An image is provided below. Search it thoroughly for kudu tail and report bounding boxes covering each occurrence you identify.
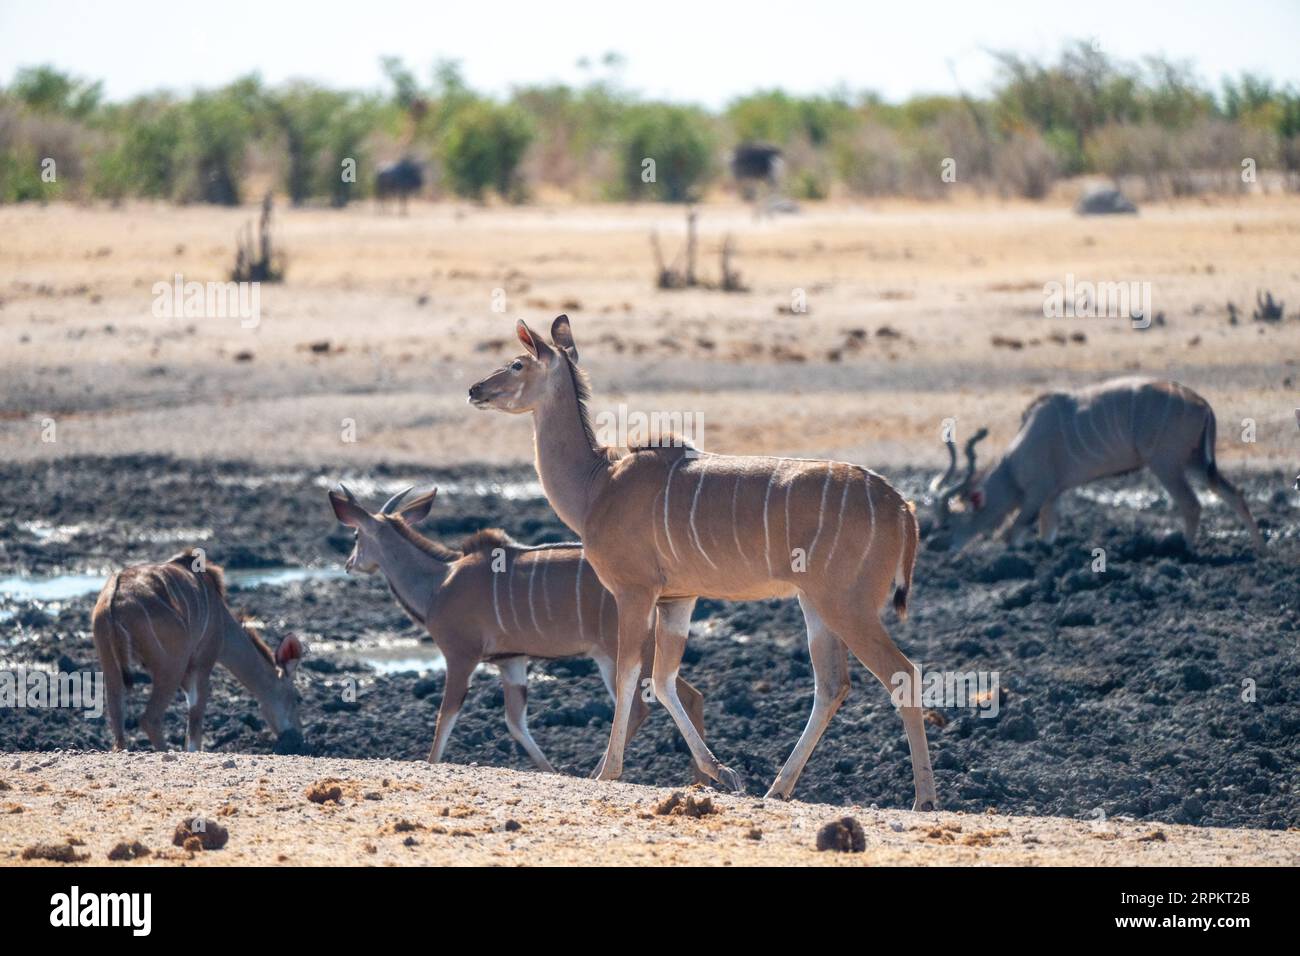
[1200,408,1220,480]
[893,501,919,620]
[93,575,133,689]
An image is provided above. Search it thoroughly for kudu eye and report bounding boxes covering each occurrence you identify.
[510,360,524,372]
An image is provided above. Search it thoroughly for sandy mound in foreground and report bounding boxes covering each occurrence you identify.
[2,752,1295,866]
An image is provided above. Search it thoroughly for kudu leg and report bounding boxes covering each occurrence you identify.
[594,589,657,783]
[427,657,474,763]
[810,599,938,812]
[139,661,187,750]
[1037,496,1061,544]
[183,669,211,753]
[650,598,741,791]
[1151,464,1201,543]
[1202,465,1265,551]
[766,595,850,800]
[498,658,556,773]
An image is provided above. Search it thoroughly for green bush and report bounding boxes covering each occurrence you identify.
[442,101,533,200]
[617,103,715,202]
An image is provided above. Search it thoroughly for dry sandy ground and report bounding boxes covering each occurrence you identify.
[1,197,1298,471]
[1,751,1296,867]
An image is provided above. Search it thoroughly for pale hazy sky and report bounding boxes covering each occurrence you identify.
[1,0,1297,106]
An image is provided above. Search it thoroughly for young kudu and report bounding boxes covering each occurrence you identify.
[90,552,305,752]
[468,316,935,810]
[931,377,1264,552]
[327,484,707,775]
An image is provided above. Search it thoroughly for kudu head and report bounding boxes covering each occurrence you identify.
[929,427,1015,550]
[240,618,306,750]
[328,483,438,574]
[467,315,579,415]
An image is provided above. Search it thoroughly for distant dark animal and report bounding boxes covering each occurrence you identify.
[731,143,783,184]
[1075,185,1137,215]
[375,158,424,213]
[931,377,1263,552]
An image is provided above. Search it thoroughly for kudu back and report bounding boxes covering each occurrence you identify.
[932,377,1263,551]
[90,552,305,752]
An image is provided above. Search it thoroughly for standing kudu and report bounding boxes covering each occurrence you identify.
[327,484,707,776]
[90,552,306,752]
[931,377,1264,552]
[468,316,935,810]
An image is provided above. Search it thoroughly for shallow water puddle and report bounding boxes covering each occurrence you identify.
[0,566,347,609]
[308,475,544,501]
[356,641,447,675]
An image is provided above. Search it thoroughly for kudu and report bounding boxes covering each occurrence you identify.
[90,552,306,753]
[327,484,707,775]
[931,377,1264,552]
[468,316,935,810]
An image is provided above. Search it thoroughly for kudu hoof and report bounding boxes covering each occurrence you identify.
[717,766,744,794]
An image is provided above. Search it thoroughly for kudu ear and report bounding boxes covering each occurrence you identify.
[329,486,370,528]
[516,320,553,361]
[397,487,437,526]
[276,633,304,675]
[550,314,578,363]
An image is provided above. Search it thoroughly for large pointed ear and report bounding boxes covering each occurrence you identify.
[516,320,553,360]
[276,633,304,676]
[550,314,578,363]
[397,487,437,526]
[328,485,370,528]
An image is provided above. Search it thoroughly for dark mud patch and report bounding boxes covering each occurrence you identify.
[2,457,1298,830]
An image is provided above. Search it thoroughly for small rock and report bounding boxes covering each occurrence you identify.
[173,818,228,851]
[816,816,866,853]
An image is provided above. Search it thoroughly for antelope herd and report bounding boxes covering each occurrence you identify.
[89,314,1280,811]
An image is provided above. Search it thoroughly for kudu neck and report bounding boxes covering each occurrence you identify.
[376,523,450,626]
[217,614,281,704]
[531,370,607,537]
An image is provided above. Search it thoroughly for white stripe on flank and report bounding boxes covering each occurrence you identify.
[598,589,609,637]
[784,477,794,560]
[491,568,507,634]
[1086,408,1111,461]
[1151,388,1176,451]
[822,469,852,569]
[575,555,586,643]
[1072,412,1101,463]
[527,557,541,635]
[140,599,168,653]
[540,549,553,623]
[855,472,877,576]
[730,475,746,562]
[507,560,523,631]
[687,457,718,569]
[197,579,210,640]
[806,461,834,563]
[762,468,781,576]
[662,456,687,563]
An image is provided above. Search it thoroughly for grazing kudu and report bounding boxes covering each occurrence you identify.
[931,377,1264,552]
[327,484,707,776]
[468,316,935,810]
[90,553,305,753]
